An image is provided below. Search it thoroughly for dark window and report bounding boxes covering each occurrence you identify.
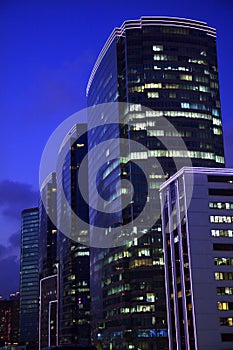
[209,189,233,196]
[221,333,233,341]
[213,244,233,251]
[208,175,233,183]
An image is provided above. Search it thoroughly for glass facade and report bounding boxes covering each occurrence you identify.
[39,173,58,350]
[19,208,39,347]
[87,17,225,349]
[57,124,91,346]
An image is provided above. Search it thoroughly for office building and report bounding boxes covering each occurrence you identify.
[86,17,225,349]
[57,124,91,346]
[39,173,58,350]
[39,172,57,279]
[19,208,39,348]
[160,167,233,349]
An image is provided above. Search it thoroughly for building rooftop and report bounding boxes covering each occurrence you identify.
[86,16,216,96]
[159,166,233,190]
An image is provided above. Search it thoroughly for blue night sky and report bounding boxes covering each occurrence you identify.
[0,0,232,297]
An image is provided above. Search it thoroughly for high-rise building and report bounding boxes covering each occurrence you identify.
[160,167,233,350]
[19,208,39,348]
[39,173,58,350]
[86,17,225,349]
[57,124,91,346]
[39,172,57,279]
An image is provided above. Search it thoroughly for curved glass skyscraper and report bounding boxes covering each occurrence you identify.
[87,17,225,350]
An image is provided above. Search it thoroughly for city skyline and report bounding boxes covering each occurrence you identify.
[0,0,233,298]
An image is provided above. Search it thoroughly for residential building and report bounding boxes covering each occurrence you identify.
[86,17,225,349]
[160,167,233,349]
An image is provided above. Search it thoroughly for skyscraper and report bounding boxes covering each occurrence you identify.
[39,173,58,350]
[160,167,233,349]
[19,208,39,349]
[39,172,57,279]
[86,17,225,349]
[57,124,91,346]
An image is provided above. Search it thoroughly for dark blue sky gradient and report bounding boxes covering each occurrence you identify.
[0,0,232,296]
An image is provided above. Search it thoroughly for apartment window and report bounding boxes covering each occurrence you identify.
[213,244,233,251]
[208,176,233,183]
[220,318,233,326]
[221,333,233,342]
[214,258,233,265]
[209,189,233,196]
[217,287,233,296]
[210,216,233,224]
[218,302,233,311]
[215,272,233,280]
[211,229,233,237]
[209,202,233,210]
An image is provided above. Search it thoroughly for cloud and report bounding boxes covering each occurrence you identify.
[0,179,37,298]
[0,255,20,298]
[0,179,38,220]
[0,231,20,262]
[8,231,20,248]
[0,231,21,298]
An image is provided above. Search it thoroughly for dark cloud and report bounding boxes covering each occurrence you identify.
[0,255,20,298]
[0,180,38,297]
[0,232,21,298]
[8,231,20,248]
[0,179,38,220]
[0,244,6,259]
[0,232,20,262]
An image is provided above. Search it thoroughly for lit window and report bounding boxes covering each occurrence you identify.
[210,216,233,224]
[213,128,222,135]
[188,58,207,65]
[218,302,229,311]
[220,317,233,326]
[180,74,192,81]
[213,118,222,126]
[217,287,233,295]
[214,258,233,266]
[215,272,233,280]
[138,248,150,257]
[211,229,233,238]
[131,152,148,160]
[212,109,220,117]
[209,202,233,210]
[129,86,144,93]
[146,293,155,302]
[152,45,163,51]
[181,102,190,108]
[165,84,179,89]
[147,92,159,98]
[129,259,153,268]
